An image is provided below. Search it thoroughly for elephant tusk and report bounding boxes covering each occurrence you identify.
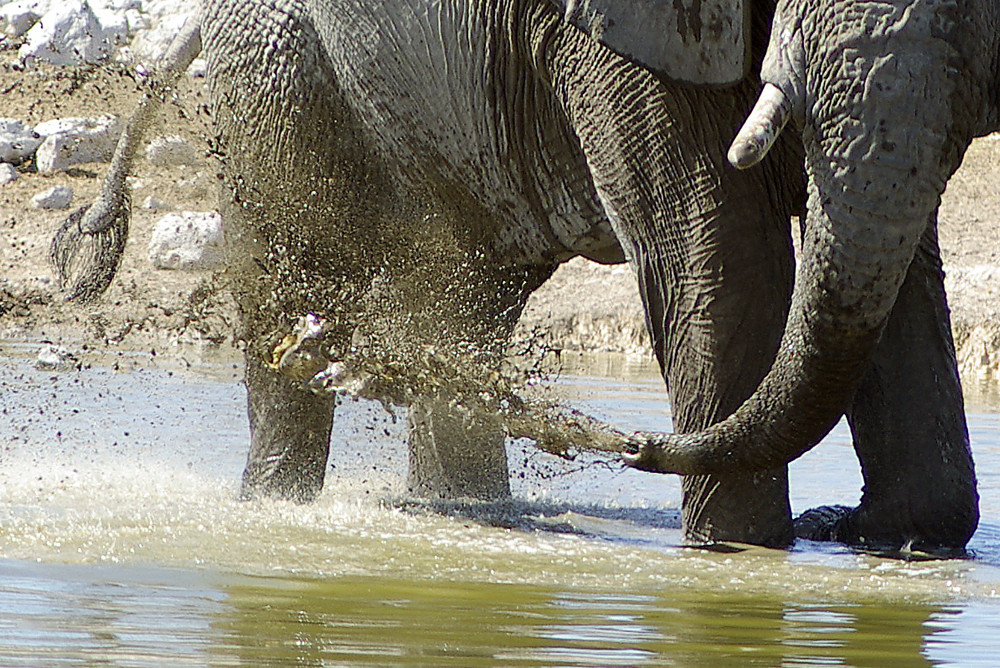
[727,83,792,169]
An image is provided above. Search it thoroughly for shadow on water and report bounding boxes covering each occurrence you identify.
[3,342,1000,664]
[398,496,682,546]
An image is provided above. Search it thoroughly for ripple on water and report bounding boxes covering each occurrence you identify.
[3,348,1000,664]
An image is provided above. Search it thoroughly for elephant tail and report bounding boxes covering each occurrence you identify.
[52,18,203,302]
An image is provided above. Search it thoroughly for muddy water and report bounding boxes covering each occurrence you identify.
[2,342,1000,665]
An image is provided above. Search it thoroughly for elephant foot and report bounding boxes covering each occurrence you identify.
[794,505,970,558]
[239,463,324,504]
[793,505,853,542]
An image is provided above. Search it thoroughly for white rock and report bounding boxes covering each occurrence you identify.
[123,7,149,35]
[0,118,42,163]
[148,211,224,270]
[18,0,115,67]
[95,1,143,47]
[0,0,49,38]
[187,57,208,78]
[34,114,122,171]
[92,0,143,11]
[145,135,198,166]
[0,163,18,185]
[140,195,170,210]
[90,8,128,48]
[126,9,196,64]
[35,343,79,371]
[114,1,204,75]
[135,0,199,22]
[31,184,74,209]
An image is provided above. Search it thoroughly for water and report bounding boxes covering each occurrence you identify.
[2,343,1000,666]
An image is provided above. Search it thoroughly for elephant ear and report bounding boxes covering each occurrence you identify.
[548,0,749,85]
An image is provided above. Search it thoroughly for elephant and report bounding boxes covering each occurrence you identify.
[53,0,806,548]
[625,0,995,553]
[55,0,979,553]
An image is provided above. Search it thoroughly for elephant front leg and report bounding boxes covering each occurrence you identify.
[637,248,795,548]
[240,347,337,503]
[536,16,803,546]
[796,216,979,553]
[680,473,792,548]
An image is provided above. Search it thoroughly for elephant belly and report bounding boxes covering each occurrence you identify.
[307,0,621,264]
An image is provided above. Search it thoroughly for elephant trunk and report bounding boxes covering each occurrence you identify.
[626,8,967,475]
[626,203,911,475]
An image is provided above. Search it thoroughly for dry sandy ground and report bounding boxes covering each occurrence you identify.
[2,64,999,390]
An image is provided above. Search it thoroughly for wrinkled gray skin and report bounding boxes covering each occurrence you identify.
[628,0,999,552]
[58,0,984,551]
[192,0,803,547]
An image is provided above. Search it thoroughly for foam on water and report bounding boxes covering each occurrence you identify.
[2,461,995,603]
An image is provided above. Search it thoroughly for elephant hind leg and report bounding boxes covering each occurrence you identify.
[207,3,397,504]
[407,397,510,501]
[801,215,979,553]
[399,261,554,502]
[240,349,336,503]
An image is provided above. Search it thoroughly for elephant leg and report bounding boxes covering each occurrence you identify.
[406,397,510,500]
[536,16,802,546]
[403,262,554,501]
[205,4,396,502]
[637,217,795,548]
[796,215,979,551]
[240,348,337,502]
